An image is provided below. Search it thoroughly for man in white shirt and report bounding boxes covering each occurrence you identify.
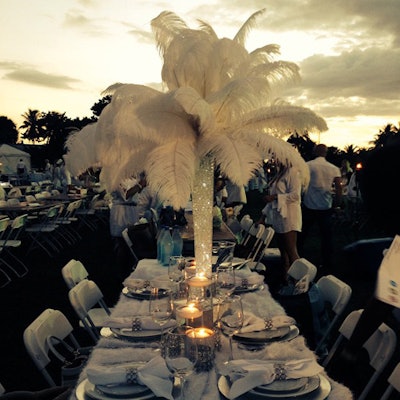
[300,144,342,270]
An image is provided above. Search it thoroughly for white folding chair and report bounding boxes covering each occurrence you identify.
[323,309,397,400]
[122,227,139,265]
[380,362,400,400]
[68,279,112,342]
[23,308,82,387]
[61,259,89,289]
[238,215,254,245]
[287,258,318,282]
[251,225,275,264]
[314,274,352,355]
[0,213,29,278]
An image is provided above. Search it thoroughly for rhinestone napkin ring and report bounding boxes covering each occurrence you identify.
[132,318,142,331]
[264,318,274,330]
[125,367,138,384]
[274,364,287,380]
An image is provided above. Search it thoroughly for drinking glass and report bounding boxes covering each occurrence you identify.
[218,295,244,361]
[163,329,198,400]
[216,265,236,299]
[149,288,173,336]
[168,256,186,289]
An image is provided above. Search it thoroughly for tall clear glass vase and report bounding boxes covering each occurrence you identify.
[192,155,214,277]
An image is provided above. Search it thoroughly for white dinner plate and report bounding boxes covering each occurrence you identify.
[122,287,169,300]
[246,374,331,399]
[234,283,264,294]
[75,379,156,400]
[256,377,308,393]
[251,375,320,397]
[233,325,299,344]
[110,327,162,341]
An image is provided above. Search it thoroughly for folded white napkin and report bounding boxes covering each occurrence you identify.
[123,275,169,289]
[86,355,173,400]
[234,270,264,286]
[103,316,176,330]
[219,358,323,399]
[239,313,296,333]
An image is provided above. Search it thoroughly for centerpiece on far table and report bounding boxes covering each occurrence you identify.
[65,9,327,277]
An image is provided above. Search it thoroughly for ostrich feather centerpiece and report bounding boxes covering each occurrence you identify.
[65,9,327,276]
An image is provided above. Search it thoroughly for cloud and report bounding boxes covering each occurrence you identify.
[2,66,80,90]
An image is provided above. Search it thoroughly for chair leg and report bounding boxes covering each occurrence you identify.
[0,266,11,288]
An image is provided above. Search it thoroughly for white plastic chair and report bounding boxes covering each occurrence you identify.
[323,309,397,400]
[61,259,89,289]
[23,308,82,387]
[122,227,139,265]
[287,258,318,282]
[0,213,29,278]
[68,279,112,342]
[314,274,352,355]
[380,362,400,400]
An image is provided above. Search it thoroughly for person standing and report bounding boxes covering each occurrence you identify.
[299,144,342,270]
[16,158,27,176]
[258,163,303,275]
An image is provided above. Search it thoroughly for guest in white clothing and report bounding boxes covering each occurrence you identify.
[258,163,303,274]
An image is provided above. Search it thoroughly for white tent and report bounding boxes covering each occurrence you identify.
[0,144,31,175]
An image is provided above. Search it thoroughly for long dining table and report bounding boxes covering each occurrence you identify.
[71,259,353,400]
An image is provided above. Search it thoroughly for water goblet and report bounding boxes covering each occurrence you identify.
[163,329,198,400]
[168,256,186,290]
[216,265,236,300]
[149,288,173,336]
[218,295,244,361]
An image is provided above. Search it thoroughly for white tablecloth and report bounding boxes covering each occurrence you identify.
[70,259,353,400]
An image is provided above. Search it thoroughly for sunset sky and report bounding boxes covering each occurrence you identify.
[0,0,399,149]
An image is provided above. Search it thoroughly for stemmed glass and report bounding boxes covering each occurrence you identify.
[216,265,236,300]
[163,329,198,400]
[218,295,244,361]
[168,256,186,291]
[149,288,173,336]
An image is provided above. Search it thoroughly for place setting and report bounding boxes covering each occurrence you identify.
[232,313,299,350]
[122,278,170,301]
[216,358,331,399]
[75,356,174,400]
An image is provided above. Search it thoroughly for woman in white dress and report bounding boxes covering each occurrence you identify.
[260,163,303,274]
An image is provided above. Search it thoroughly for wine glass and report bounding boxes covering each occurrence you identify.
[163,329,198,400]
[218,295,244,361]
[168,256,186,290]
[149,288,173,336]
[216,265,236,300]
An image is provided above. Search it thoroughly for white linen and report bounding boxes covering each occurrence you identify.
[239,313,296,333]
[219,358,323,399]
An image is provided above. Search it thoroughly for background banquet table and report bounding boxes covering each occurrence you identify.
[70,259,353,400]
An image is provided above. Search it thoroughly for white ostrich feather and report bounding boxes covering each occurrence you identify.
[64,9,326,209]
[233,9,266,46]
[64,123,99,177]
[145,140,196,209]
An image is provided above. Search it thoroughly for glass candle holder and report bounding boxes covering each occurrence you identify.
[186,327,216,372]
[187,275,214,329]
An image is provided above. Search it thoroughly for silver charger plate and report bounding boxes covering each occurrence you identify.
[246,374,331,399]
[75,379,156,400]
[234,325,299,344]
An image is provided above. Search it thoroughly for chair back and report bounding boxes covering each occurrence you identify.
[62,259,89,289]
[23,308,79,386]
[25,194,37,203]
[380,362,400,400]
[122,227,139,264]
[6,198,20,206]
[68,279,111,341]
[287,258,318,282]
[314,274,352,354]
[0,217,10,236]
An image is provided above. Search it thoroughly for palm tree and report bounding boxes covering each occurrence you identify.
[19,109,44,142]
[65,10,328,272]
